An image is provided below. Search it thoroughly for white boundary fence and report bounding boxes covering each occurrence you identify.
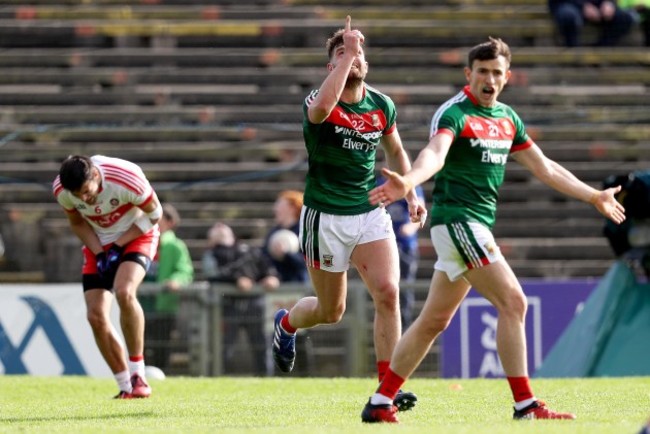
[0,281,440,378]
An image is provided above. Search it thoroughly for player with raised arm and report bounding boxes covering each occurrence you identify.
[361,37,625,423]
[271,16,426,413]
[53,155,162,399]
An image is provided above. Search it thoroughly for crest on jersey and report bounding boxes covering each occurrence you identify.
[323,255,334,268]
[371,114,380,128]
[484,241,497,256]
[470,122,484,131]
[110,198,119,207]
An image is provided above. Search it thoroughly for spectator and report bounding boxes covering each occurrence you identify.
[202,222,279,375]
[377,176,426,330]
[602,170,650,279]
[144,203,194,371]
[548,0,636,47]
[263,190,308,283]
[619,0,650,45]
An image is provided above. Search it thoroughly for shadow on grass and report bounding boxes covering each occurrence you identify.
[0,411,157,423]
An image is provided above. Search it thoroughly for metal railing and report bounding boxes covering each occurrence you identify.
[138,280,440,378]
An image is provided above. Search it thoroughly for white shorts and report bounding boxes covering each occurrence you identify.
[300,206,395,272]
[430,221,504,281]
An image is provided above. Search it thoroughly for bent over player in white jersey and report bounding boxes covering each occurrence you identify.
[53,155,163,399]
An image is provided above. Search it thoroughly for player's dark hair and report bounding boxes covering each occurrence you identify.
[467,37,511,68]
[326,28,366,60]
[326,29,345,59]
[59,155,94,192]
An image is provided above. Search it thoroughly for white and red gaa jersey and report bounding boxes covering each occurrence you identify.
[53,155,157,246]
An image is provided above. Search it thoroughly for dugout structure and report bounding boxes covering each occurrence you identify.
[535,259,650,377]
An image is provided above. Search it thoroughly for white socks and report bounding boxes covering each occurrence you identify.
[128,359,146,378]
[370,393,393,406]
[115,370,132,393]
[514,397,537,411]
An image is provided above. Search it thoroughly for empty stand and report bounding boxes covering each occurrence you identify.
[1,0,648,285]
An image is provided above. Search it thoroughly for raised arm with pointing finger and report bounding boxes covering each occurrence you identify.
[271,16,423,415]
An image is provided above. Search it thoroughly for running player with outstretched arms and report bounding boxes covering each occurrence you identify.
[361,37,626,423]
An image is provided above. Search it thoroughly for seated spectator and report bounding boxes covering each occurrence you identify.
[263,190,308,283]
[548,0,635,46]
[619,0,650,45]
[202,222,280,291]
[144,203,194,370]
[202,222,279,376]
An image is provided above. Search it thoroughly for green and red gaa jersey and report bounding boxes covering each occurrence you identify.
[302,84,397,215]
[429,86,534,229]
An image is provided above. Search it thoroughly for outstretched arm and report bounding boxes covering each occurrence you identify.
[512,144,626,224]
[369,132,452,206]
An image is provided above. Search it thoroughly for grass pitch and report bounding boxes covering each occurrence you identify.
[0,376,648,433]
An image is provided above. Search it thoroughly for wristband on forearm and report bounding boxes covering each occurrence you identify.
[147,202,163,221]
[135,202,163,233]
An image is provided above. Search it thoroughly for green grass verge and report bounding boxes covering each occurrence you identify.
[0,376,648,433]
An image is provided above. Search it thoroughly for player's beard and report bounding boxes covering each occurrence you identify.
[345,71,365,89]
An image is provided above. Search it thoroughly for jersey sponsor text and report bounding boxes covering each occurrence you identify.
[470,138,511,149]
[342,137,378,152]
[481,150,508,165]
